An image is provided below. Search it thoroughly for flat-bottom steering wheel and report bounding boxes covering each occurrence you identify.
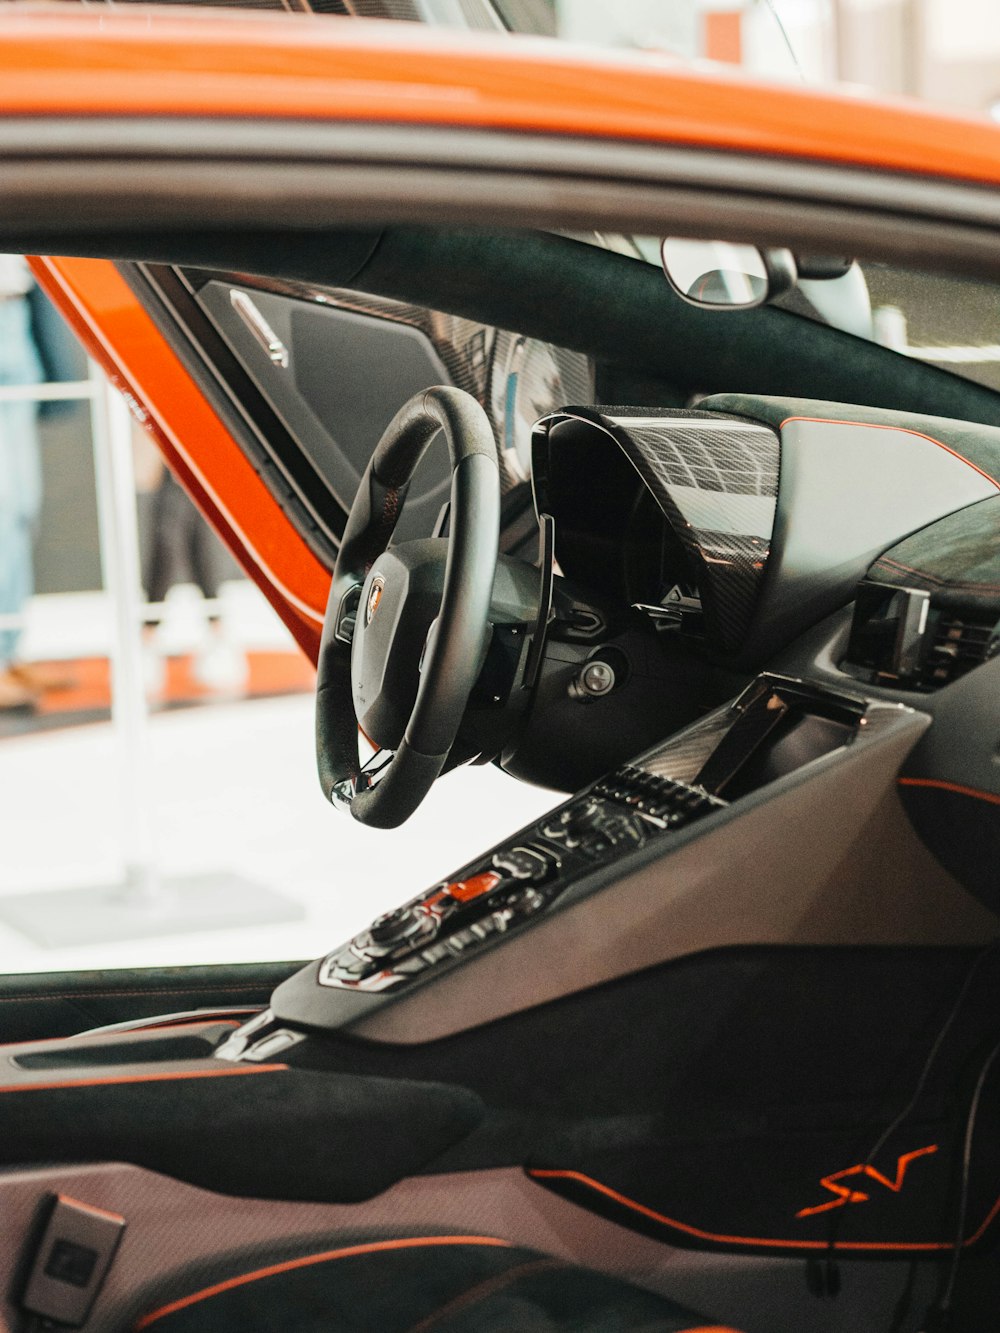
[315,386,500,828]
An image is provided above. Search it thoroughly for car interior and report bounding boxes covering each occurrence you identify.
[2,176,1000,1331]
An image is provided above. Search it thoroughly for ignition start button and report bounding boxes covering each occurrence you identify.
[446,871,501,903]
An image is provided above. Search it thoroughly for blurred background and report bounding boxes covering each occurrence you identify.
[558,0,1000,118]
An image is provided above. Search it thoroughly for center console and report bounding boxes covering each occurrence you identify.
[251,673,945,1048]
[304,675,862,1000]
[310,773,726,1000]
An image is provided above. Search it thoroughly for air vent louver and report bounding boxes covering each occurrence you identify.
[923,613,998,687]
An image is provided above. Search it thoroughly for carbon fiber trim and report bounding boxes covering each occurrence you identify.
[637,676,888,788]
[609,413,778,649]
[490,331,594,483]
[635,706,735,785]
[535,407,780,651]
[233,276,593,498]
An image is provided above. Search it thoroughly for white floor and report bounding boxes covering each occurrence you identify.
[15,581,293,662]
[0,588,560,976]
[0,693,559,975]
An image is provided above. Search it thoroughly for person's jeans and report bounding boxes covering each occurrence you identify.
[0,509,33,665]
[0,295,44,666]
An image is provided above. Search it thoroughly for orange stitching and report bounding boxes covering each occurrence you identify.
[898,777,1000,807]
[0,1065,286,1094]
[135,1237,512,1328]
[875,555,1000,595]
[56,1194,125,1225]
[0,986,275,1003]
[778,416,1000,490]
[795,1145,938,1219]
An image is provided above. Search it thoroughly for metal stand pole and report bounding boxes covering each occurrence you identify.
[0,368,301,947]
[89,364,159,903]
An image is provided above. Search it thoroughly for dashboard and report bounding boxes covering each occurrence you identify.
[531,397,1000,676]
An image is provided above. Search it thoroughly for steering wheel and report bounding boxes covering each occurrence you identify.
[315,387,500,828]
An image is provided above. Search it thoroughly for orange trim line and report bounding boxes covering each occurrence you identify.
[795,1144,937,1219]
[898,777,1000,807]
[778,416,1000,490]
[0,1018,240,1053]
[528,1169,1000,1252]
[132,1016,245,1031]
[134,1236,513,1328]
[57,1193,125,1226]
[0,1065,286,1094]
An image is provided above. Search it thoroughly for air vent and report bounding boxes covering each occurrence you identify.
[922,612,999,687]
[844,582,1000,691]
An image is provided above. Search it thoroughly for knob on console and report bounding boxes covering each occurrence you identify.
[566,798,604,832]
[367,905,434,948]
[543,798,605,847]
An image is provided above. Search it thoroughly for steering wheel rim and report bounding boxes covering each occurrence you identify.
[315,386,500,829]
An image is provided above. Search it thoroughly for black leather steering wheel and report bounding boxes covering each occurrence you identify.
[315,387,500,828]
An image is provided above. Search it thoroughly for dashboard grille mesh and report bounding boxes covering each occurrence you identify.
[607,412,780,650]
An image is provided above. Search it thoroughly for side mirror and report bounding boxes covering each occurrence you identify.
[660,238,797,310]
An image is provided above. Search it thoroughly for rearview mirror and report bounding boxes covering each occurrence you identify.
[660,238,797,309]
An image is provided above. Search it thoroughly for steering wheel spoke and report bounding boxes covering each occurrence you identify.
[329,747,395,815]
[333,583,363,646]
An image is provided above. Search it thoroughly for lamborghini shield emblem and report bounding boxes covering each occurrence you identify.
[366,575,385,627]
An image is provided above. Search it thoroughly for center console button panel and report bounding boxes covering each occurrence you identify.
[316,769,728,994]
[260,674,871,1041]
